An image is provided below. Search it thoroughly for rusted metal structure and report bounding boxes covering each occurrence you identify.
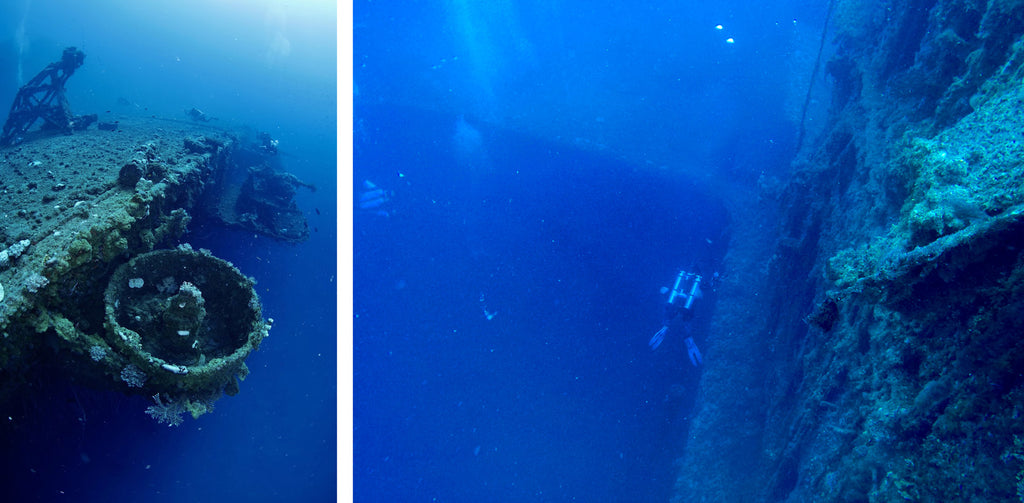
[0,47,86,147]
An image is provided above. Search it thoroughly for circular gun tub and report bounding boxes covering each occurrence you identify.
[104,247,267,401]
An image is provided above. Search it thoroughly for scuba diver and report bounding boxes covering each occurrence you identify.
[256,131,279,155]
[358,179,391,217]
[649,268,713,367]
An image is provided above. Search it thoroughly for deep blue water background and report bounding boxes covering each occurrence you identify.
[0,1,336,502]
[355,0,822,501]
[355,106,727,501]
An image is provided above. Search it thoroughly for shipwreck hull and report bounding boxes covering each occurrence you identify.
[673,1,1024,501]
[0,117,269,423]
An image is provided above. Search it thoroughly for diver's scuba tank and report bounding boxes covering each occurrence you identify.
[667,270,686,305]
[683,273,702,310]
[666,270,702,309]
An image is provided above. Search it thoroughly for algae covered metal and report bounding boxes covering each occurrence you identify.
[0,48,308,425]
[0,115,285,425]
[103,247,270,425]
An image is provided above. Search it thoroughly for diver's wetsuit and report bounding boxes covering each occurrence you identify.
[649,271,704,366]
[664,300,694,332]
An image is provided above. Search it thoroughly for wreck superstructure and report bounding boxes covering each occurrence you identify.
[673,1,1024,501]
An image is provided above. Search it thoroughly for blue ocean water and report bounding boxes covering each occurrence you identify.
[0,1,337,501]
[355,1,822,501]
[355,106,727,502]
